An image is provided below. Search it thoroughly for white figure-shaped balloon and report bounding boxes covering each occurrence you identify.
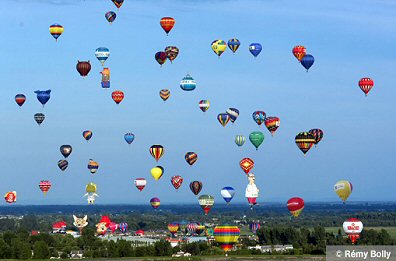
[245,173,259,209]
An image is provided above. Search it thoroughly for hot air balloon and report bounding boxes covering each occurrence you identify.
[105,11,116,23]
[226,108,239,123]
[168,223,179,237]
[235,135,246,147]
[249,43,262,58]
[252,111,266,126]
[160,17,175,35]
[82,130,93,141]
[85,182,98,204]
[171,175,183,190]
[58,160,68,171]
[196,224,205,235]
[39,180,52,195]
[287,197,304,217]
[95,47,110,66]
[246,173,259,208]
[199,100,210,112]
[160,89,170,101]
[264,117,280,136]
[213,225,240,254]
[358,77,374,96]
[101,68,110,88]
[309,129,324,146]
[15,94,26,107]
[211,40,227,57]
[227,38,240,53]
[165,46,179,63]
[198,194,214,215]
[124,133,135,144]
[155,51,167,66]
[295,132,315,155]
[119,222,128,233]
[49,24,64,41]
[150,145,164,161]
[343,218,363,244]
[221,187,235,204]
[136,230,144,236]
[134,178,147,191]
[187,223,198,235]
[112,90,124,104]
[76,61,91,77]
[249,131,264,150]
[334,180,353,203]
[108,222,119,233]
[60,145,72,158]
[4,191,17,204]
[240,158,254,175]
[151,166,164,181]
[180,74,196,91]
[150,197,161,209]
[190,181,203,196]
[249,222,261,234]
[34,90,51,107]
[34,113,45,126]
[301,54,314,71]
[292,45,306,62]
[88,159,99,174]
[73,215,88,235]
[185,152,198,166]
[217,113,230,127]
[112,0,124,9]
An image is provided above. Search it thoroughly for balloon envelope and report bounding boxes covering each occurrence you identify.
[213,225,240,252]
[249,43,262,57]
[15,94,26,107]
[301,54,314,71]
[287,197,305,217]
[334,180,353,202]
[249,131,264,150]
[221,187,235,204]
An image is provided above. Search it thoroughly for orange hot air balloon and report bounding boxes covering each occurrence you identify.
[112,90,124,104]
[240,158,254,175]
[160,17,175,35]
[292,45,306,62]
[150,145,164,161]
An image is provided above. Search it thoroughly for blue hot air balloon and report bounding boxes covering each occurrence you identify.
[227,38,240,53]
[180,74,196,91]
[221,186,235,204]
[226,108,239,123]
[34,90,51,107]
[95,47,110,67]
[301,54,314,72]
[124,133,135,144]
[249,43,262,58]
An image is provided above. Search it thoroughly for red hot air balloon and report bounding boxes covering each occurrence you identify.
[264,116,280,136]
[292,45,306,62]
[149,145,164,161]
[112,90,124,104]
[287,197,305,217]
[134,178,147,191]
[155,51,167,67]
[160,17,175,35]
[15,94,26,107]
[76,61,91,77]
[358,77,374,96]
[185,152,198,166]
[171,175,183,190]
[343,218,363,244]
[240,158,254,175]
[39,180,52,195]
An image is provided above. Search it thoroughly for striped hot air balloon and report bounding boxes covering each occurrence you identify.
[180,74,196,91]
[249,222,261,234]
[287,197,305,218]
[112,90,124,104]
[119,222,128,233]
[82,130,93,141]
[199,100,210,112]
[186,223,198,235]
[159,89,170,101]
[168,222,179,237]
[112,0,124,9]
[57,160,68,171]
[214,225,240,254]
[134,178,147,191]
[15,94,26,107]
[227,38,240,53]
[149,145,164,161]
[49,24,64,41]
[95,47,110,66]
[34,113,45,126]
[235,135,246,147]
[160,17,175,35]
[264,117,280,136]
[39,180,52,195]
[76,61,91,77]
[87,159,99,174]
[226,108,239,123]
[105,11,116,23]
[150,197,160,209]
[295,132,316,155]
[358,77,374,96]
[221,187,235,204]
[185,152,198,166]
[217,113,230,127]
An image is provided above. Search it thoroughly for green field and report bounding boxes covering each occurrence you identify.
[325,227,396,239]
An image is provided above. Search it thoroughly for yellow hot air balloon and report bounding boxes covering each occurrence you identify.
[211,40,227,57]
[151,166,164,181]
[334,180,353,203]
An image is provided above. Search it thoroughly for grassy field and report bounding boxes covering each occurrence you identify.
[325,227,396,239]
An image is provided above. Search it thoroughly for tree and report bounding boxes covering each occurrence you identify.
[0,239,12,259]
[33,240,50,259]
[154,239,172,256]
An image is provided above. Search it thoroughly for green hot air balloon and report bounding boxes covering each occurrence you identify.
[249,131,264,150]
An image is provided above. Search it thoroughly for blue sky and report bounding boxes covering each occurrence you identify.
[1,0,395,205]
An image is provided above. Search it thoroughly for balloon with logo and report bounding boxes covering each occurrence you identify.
[249,43,262,58]
[58,160,68,171]
[287,197,304,218]
[15,94,26,107]
[198,194,214,215]
[211,40,227,57]
[168,223,179,237]
[105,11,116,23]
[160,89,170,101]
[124,133,135,145]
[217,113,230,127]
[295,132,315,155]
[180,74,196,91]
[150,197,161,209]
[264,117,280,136]
[252,111,266,126]
[39,180,52,196]
[199,100,210,112]
[249,131,264,150]
[88,159,99,174]
[155,51,167,67]
[151,166,164,181]
[240,158,254,175]
[49,24,64,42]
[112,90,124,104]
[34,90,51,107]
[214,225,240,254]
[171,176,183,190]
[343,218,363,244]
[334,180,353,203]
[60,145,72,158]
[95,47,110,67]
[235,135,246,147]
[190,181,202,196]
[292,45,306,62]
[160,17,175,35]
[185,152,198,166]
[226,108,239,123]
[112,0,124,9]
[4,191,17,204]
[249,222,260,234]
[301,54,314,71]
[309,129,324,146]
[76,61,91,77]
[134,178,147,191]
[165,46,179,63]
[150,145,164,161]
[227,38,240,53]
[82,130,93,142]
[358,77,374,96]
[34,113,45,126]
[221,187,235,204]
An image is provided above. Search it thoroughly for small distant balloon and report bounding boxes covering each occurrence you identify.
[58,160,68,171]
[249,131,264,150]
[34,113,45,126]
[105,11,116,23]
[227,38,240,53]
[249,43,262,57]
[60,145,72,158]
[252,111,266,126]
[151,166,164,181]
[211,40,227,57]
[221,186,235,204]
[112,90,124,104]
[160,17,175,35]
[217,113,230,127]
[199,100,210,112]
[134,178,147,191]
[82,131,93,141]
[15,94,26,107]
[49,24,64,42]
[95,47,110,67]
[301,54,314,71]
[124,133,135,144]
[150,197,161,209]
[226,108,239,123]
[155,51,167,66]
[112,0,124,9]
[165,46,179,63]
[358,78,374,96]
[76,61,91,77]
[34,90,51,107]
[160,89,170,101]
[185,152,198,166]
[235,135,246,147]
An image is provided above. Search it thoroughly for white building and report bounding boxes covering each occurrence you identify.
[248,245,293,253]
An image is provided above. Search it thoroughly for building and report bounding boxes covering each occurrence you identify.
[172,251,192,257]
[248,245,293,253]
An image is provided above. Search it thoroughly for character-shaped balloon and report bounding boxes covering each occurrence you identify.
[245,173,259,209]
[73,215,88,234]
[96,222,107,236]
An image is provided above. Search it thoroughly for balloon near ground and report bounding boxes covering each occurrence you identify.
[287,197,305,217]
[214,225,240,253]
[150,197,161,209]
[343,218,363,244]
